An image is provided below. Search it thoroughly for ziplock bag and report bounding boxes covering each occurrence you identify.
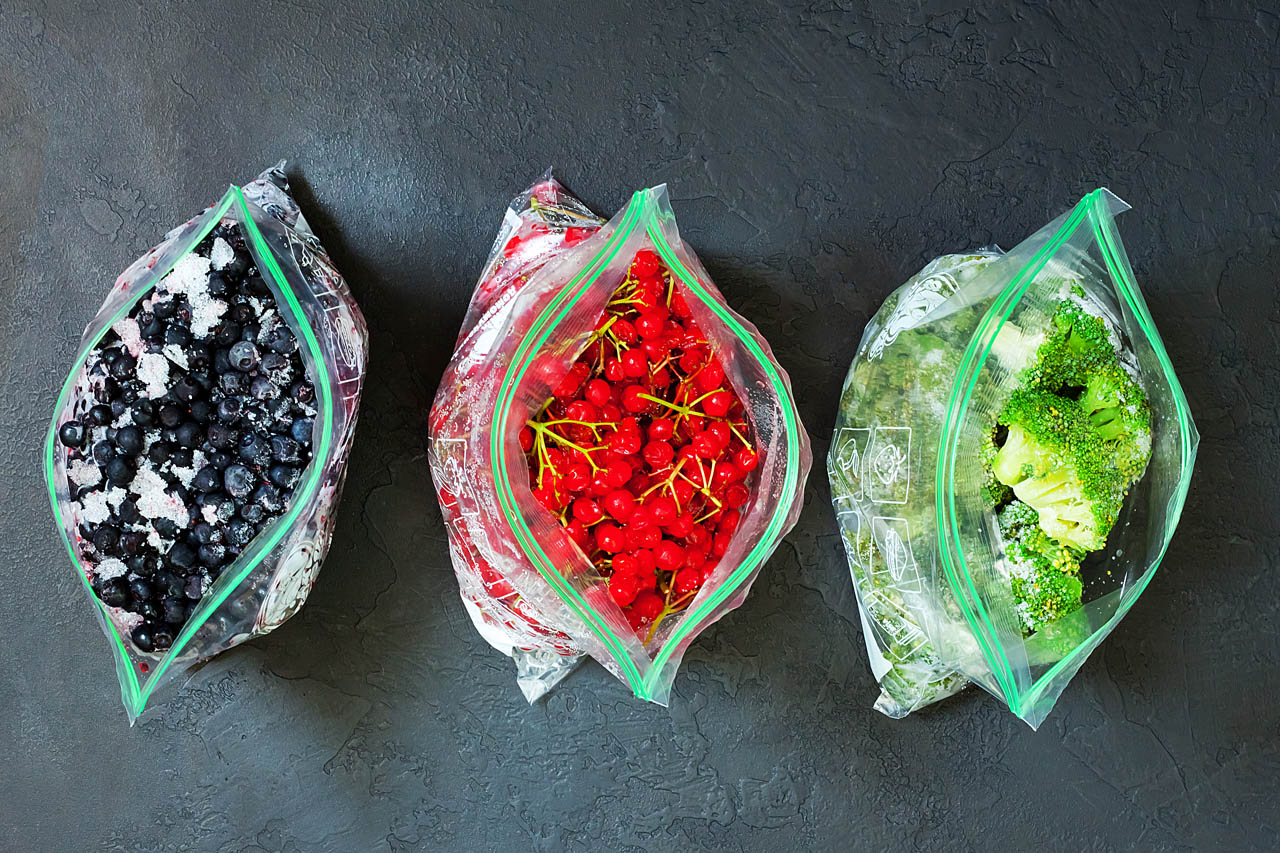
[829,189,1198,729]
[429,175,811,704]
[45,163,368,722]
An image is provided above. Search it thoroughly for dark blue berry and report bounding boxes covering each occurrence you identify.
[198,543,226,567]
[226,518,255,548]
[250,376,275,400]
[92,441,115,466]
[114,425,143,455]
[130,400,155,426]
[175,422,202,448]
[165,325,191,346]
[291,417,314,444]
[192,465,221,493]
[268,464,300,489]
[270,435,300,463]
[223,464,254,499]
[162,597,188,625]
[239,503,265,524]
[131,625,155,652]
[96,577,130,607]
[216,397,243,423]
[151,628,174,651]
[89,404,113,425]
[104,457,134,485]
[165,542,196,571]
[91,525,120,553]
[229,341,259,371]
[119,531,146,555]
[159,404,184,428]
[58,420,86,447]
[189,400,212,423]
[207,422,236,449]
[129,578,154,601]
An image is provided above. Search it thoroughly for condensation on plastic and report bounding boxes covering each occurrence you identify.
[44,163,368,723]
[829,189,1198,729]
[430,174,811,705]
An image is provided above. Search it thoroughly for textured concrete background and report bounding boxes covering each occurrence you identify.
[2,2,1277,850]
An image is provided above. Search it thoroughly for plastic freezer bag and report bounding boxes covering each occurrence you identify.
[829,189,1197,728]
[429,175,811,704]
[45,164,368,722]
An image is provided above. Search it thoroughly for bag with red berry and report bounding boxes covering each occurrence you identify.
[46,163,368,722]
[430,174,811,704]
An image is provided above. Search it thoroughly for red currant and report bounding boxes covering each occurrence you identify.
[631,249,661,278]
[602,489,636,522]
[702,390,732,417]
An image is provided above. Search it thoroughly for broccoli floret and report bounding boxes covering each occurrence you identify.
[1079,365,1152,486]
[993,389,1125,551]
[997,501,1084,634]
[1022,301,1116,391]
[980,427,1013,507]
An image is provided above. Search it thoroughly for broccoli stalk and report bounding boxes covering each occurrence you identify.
[997,501,1085,634]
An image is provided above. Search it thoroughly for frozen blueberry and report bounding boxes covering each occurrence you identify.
[229,341,259,372]
[252,483,283,512]
[95,577,130,608]
[230,303,254,324]
[109,355,136,379]
[216,499,237,522]
[165,325,192,347]
[175,422,203,448]
[165,542,196,571]
[152,298,176,319]
[206,451,233,470]
[104,457,134,486]
[189,400,212,423]
[237,435,270,467]
[223,464,254,499]
[170,376,200,403]
[207,422,236,449]
[192,465,221,493]
[130,400,155,427]
[137,601,161,621]
[290,381,315,405]
[89,404,113,426]
[119,531,146,555]
[216,397,243,423]
[58,420,86,448]
[114,425,144,455]
[131,624,155,653]
[153,517,179,539]
[162,597,188,625]
[110,398,128,417]
[269,436,300,463]
[147,442,172,465]
[291,417,313,444]
[119,386,139,405]
[184,575,204,600]
[117,498,140,524]
[206,272,229,297]
[225,518,255,548]
[267,464,300,489]
[238,503,265,524]
[92,441,115,466]
[128,578,154,602]
[219,372,248,395]
[151,628,174,651]
[198,543,226,567]
[159,404,184,428]
[250,376,275,400]
[266,328,297,355]
[169,447,194,469]
[91,525,120,553]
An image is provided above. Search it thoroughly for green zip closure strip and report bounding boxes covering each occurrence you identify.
[490,189,804,700]
[492,192,648,694]
[935,198,1090,704]
[43,186,334,714]
[1016,193,1196,711]
[936,190,1196,718]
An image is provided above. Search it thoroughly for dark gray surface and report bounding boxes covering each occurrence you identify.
[2,2,1276,850]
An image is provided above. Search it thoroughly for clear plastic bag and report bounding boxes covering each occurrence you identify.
[430,174,811,704]
[829,189,1198,729]
[45,163,368,722]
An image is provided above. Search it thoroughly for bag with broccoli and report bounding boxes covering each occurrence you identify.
[829,190,1198,728]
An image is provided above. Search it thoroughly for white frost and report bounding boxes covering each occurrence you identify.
[210,237,235,269]
[130,467,189,528]
[113,317,144,357]
[94,558,128,580]
[136,352,171,398]
[162,343,189,370]
[68,459,102,488]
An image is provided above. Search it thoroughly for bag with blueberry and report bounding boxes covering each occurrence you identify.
[46,163,368,722]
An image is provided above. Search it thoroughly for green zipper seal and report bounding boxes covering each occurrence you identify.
[490,188,804,701]
[935,190,1196,719]
[43,186,334,716]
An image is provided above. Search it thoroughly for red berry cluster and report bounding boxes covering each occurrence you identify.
[520,249,759,640]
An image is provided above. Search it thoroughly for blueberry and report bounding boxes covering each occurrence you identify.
[109,355,136,379]
[207,422,236,449]
[261,352,289,374]
[119,385,139,405]
[184,575,204,600]
[137,601,161,621]
[189,368,213,391]
[165,542,196,571]
[175,422,203,448]
[117,498,140,524]
[198,543,226,567]
[229,341,259,372]
[240,323,260,343]
[290,382,315,405]
[153,517,179,539]
[151,628,174,651]
[159,404,184,428]
[103,348,122,365]
[206,451,233,470]
[114,425,144,455]
[110,399,128,418]
[238,503,265,524]
[223,464,254,499]
[58,420,86,448]
[267,328,297,355]
[192,522,219,545]
[126,555,148,575]
[158,571,186,599]
[141,316,166,340]
[291,417,313,444]
[252,483,283,512]
[192,465,221,493]
[152,298,176,319]
[91,440,115,466]
[171,376,200,403]
[119,531,146,555]
[237,434,267,463]
[130,400,155,427]
[104,457,134,485]
[89,404,113,426]
[206,272,228,297]
[162,597,189,625]
[189,400,212,423]
[269,435,300,463]
[129,577,154,601]
[250,376,275,400]
[231,303,254,324]
[131,625,155,652]
[217,499,237,522]
[219,372,248,395]
[267,464,300,489]
[212,347,233,374]
[169,447,194,469]
[96,577,130,608]
[165,325,192,346]
[146,443,170,466]
[225,518,255,548]
[90,523,119,553]
[245,274,269,296]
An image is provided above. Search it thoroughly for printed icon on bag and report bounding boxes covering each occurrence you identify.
[834,502,871,569]
[831,427,871,500]
[870,516,921,593]
[866,515,928,662]
[868,427,911,504]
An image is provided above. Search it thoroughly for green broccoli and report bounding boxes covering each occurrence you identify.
[992,388,1125,552]
[997,501,1084,634]
[1078,365,1152,486]
[1022,301,1117,391]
